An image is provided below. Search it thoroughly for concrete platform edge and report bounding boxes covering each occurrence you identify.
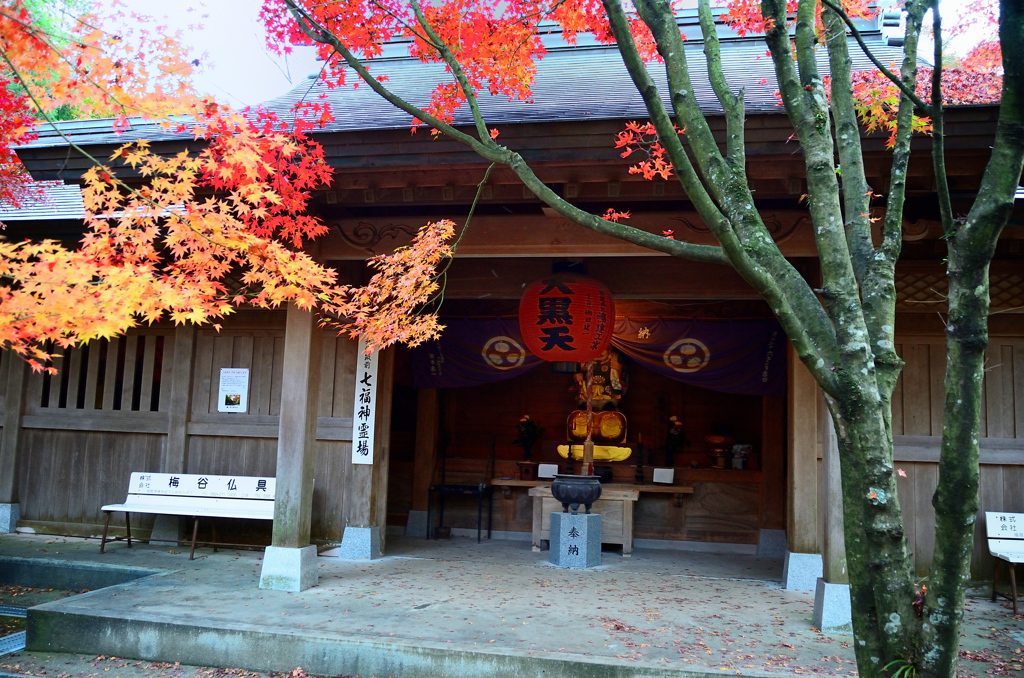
[26,606,778,678]
[0,556,161,590]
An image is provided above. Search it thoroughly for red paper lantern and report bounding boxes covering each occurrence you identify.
[518,273,614,362]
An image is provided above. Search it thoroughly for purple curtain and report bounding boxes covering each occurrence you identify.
[411,318,541,389]
[611,318,785,396]
[412,316,786,396]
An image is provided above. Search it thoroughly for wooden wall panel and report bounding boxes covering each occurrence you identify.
[186,436,278,478]
[311,440,351,543]
[317,333,358,418]
[17,429,163,528]
[191,329,286,418]
[183,437,352,542]
[973,465,1005,579]
[439,361,764,467]
[893,338,1022,440]
[901,344,934,436]
[428,355,778,543]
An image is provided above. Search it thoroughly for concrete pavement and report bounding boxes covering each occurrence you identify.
[1,533,1021,677]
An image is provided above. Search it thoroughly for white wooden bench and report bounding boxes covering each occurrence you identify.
[986,511,1024,614]
[101,472,276,559]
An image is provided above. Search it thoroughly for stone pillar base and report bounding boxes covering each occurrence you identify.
[813,578,852,633]
[337,526,381,560]
[757,529,787,559]
[259,545,318,592]
[0,501,17,532]
[405,510,428,538]
[783,551,823,591]
[149,515,183,546]
[0,503,18,533]
[550,512,601,568]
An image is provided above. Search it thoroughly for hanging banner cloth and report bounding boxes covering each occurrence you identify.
[411,317,785,396]
[411,318,542,389]
[610,318,785,397]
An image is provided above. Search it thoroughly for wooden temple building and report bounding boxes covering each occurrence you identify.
[0,10,1022,595]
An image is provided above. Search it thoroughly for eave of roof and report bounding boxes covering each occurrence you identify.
[17,19,904,151]
[0,182,84,222]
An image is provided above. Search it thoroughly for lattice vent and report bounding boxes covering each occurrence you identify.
[895,273,947,309]
[990,273,1024,310]
[895,272,1024,312]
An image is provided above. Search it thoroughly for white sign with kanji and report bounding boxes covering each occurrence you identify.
[130,472,275,499]
[986,512,1024,540]
[351,337,378,465]
[217,368,249,413]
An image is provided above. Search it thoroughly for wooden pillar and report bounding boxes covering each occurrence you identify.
[407,388,439,536]
[786,343,819,553]
[161,325,196,474]
[270,305,322,549]
[812,393,852,631]
[373,348,394,553]
[0,357,27,532]
[783,342,824,590]
[260,305,322,591]
[820,405,848,583]
[412,388,439,511]
[759,395,787,529]
[151,326,197,544]
[341,347,394,556]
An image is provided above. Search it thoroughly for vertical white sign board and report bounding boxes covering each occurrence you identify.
[351,337,379,465]
[217,368,249,413]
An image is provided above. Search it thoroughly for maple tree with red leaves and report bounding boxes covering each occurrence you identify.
[0,0,1019,676]
[0,0,457,368]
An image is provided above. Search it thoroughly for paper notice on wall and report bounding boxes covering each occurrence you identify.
[351,337,378,465]
[217,368,249,413]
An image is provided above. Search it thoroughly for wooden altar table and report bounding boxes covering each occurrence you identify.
[508,482,694,557]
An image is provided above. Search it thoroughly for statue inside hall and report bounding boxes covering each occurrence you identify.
[572,346,628,410]
[562,346,631,462]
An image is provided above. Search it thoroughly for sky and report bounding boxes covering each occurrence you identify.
[115,0,321,108]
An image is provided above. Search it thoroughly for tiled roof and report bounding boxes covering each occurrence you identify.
[19,24,903,150]
[0,182,84,221]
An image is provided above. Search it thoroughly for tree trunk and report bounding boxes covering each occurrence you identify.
[826,392,918,677]
[916,259,987,677]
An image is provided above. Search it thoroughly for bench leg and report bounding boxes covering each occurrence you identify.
[1011,562,1018,615]
[212,520,218,553]
[993,558,1000,602]
[100,511,111,554]
[189,518,199,560]
[125,512,132,548]
[477,493,483,543]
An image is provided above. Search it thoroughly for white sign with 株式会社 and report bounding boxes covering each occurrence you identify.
[351,337,378,465]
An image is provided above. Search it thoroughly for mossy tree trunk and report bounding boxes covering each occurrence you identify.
[919,5,1024,674]
[280,0,1024,675]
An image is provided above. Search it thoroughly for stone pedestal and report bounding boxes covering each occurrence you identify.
[259,545,318,592]
[405,510,428,538]
[149,515,182,546]
[549,512,601,568]
[337,526,381,560]
[783,551,823,591]
[0,503,18,533]
[757,529,787,559]
[813,577,852,633]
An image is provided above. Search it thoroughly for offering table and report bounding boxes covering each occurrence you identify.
[519,483,694,556]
